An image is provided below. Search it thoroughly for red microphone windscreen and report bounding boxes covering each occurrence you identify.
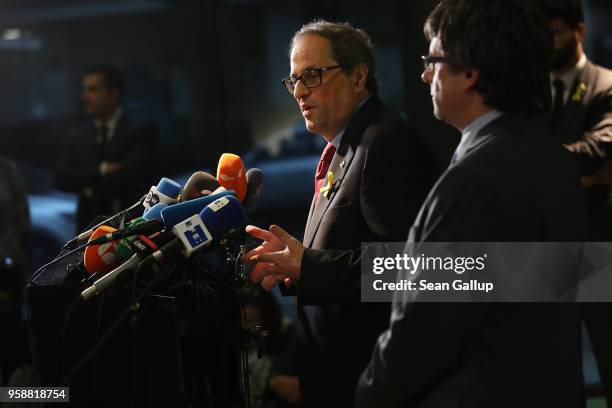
[84,225,121,274]
[216,153,247,202]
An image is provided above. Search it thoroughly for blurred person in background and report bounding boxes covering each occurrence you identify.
[0,153,30,384]
[55,64,159,232]
[541,0,612,403]
[542,0,612,240]
[241,283,301,408]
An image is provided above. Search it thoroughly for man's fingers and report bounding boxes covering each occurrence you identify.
[243,245,268,262]
[253,251,282,265]
[245,225,274,241]
[269,225,300,250]
[261,274,282,290]
[249,262,275,282]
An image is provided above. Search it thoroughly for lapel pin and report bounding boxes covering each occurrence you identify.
[320,171,334,198]
[572,82,586,102]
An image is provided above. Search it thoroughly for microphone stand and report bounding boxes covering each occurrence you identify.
[57,262,175,389]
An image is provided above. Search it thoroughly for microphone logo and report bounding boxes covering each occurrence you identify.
[98,242,118,266]
[183,222,209,247]
[172,214,213,256]
[220,174,236,181]
[144,191,160,207]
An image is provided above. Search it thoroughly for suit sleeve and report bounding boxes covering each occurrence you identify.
[298,126,438,305]
[564,81,612,168]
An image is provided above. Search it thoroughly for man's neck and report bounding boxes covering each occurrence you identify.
[455,105,495,133]
[321,91,371,142]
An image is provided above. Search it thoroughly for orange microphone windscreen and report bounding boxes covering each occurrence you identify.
[216,153,247,202]
[84,225,121,274]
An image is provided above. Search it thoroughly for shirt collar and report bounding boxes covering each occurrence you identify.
[94,108,122,141]
[328,94,372,149]
[454,110,503,161]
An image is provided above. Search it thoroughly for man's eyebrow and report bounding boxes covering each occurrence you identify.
[290,66,317,77]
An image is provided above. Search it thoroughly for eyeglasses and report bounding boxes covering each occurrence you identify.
[421,55,450,71]
[281,65,345,95]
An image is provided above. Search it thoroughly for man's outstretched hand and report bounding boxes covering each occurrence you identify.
[244,225,305,290]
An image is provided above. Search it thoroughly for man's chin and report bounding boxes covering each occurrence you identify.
[305,121,319,134]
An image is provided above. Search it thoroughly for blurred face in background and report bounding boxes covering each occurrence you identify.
[549,17,584,72]
[82,73,119,120]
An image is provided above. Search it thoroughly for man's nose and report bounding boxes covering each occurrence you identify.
[293,79,309,100]
[421,69,433,84]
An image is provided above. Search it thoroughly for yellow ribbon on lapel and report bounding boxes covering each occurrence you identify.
[320,171,334,198]
[572,82,586,102]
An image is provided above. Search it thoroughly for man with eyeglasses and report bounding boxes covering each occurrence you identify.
[245,20,437,407]
[541,0,612,404]
[354,0,587,407]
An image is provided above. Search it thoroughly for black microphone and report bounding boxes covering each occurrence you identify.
[244,168,264,215]
[180,171,220,202]
[69,195,147,246]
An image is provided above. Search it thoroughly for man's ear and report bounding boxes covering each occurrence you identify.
[576,21,586,44]
[464,68,479,91]
[352,63,369,91]
[109,88,121,106]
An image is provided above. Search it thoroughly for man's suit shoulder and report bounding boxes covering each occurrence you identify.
[443,115,578,201]
[357,104,420,148]
[587,62,612,90]
[591,64,612,88]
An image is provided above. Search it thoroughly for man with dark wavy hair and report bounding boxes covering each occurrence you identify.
[356,1,587,406]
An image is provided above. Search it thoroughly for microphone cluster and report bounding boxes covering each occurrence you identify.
[76,153,264,300]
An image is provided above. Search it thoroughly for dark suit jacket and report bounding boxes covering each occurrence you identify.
[552,60,612,240]
[293,96,438,407]
[554,60,612,405]
[356,114,588,407]
[55,114,158,231]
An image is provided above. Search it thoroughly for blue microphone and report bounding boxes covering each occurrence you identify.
[143,177,182,209]
[138,194,247,266]
[160,190,236,229]
[199,195,247,239]
[143,202,168,220]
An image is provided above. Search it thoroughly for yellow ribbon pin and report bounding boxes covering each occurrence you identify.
[320,171,334,198]
[572,82,586,102]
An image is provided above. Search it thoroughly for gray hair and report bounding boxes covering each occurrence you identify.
[289,20,378,94]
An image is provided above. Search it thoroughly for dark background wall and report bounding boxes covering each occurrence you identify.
[0,0,610,180]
